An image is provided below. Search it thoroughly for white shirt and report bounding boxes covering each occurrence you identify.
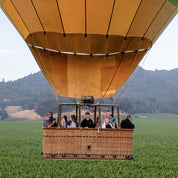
[102,122,112,128]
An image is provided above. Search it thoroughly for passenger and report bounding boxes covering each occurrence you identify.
[61,115,68,127]
[48,111,57,127]
[43,113,51,128]
[81,112,95,128]
[64,115,69,127]
[121,115,135,129]
[102,118,112,128]
[110,114,117,128]
[106,111,116,128]
[67,114,77,128]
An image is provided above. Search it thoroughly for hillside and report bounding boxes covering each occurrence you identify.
[114,67,178,114]
[0,67,178,119]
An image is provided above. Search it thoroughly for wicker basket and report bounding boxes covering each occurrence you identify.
[42,128,134,160]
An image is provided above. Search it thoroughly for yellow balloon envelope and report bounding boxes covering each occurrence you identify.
[0,0,177,98]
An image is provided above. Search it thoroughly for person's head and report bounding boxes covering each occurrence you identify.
[104,118,109,125]
[106,110,110,118]
[71,114,76,123]
[44,113,50,120]
[126,115,132,120]
[85,112,90,120]
[48,112,53,117]
[63,115,67,121]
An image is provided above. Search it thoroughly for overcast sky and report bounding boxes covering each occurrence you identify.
[0,9,178,82]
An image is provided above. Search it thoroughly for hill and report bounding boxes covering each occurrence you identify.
[113,67,178,114]
[0,67,178,119]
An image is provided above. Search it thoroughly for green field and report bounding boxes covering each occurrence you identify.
[0,114,178,178]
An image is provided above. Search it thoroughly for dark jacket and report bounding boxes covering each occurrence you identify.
[106,124,112,128]
[81,118,94,128]
[121,119,135,129]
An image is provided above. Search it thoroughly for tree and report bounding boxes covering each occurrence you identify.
[0,110,8,120]
[36,100,58,116]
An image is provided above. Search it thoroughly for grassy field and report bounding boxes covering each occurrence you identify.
[0,114,178,178]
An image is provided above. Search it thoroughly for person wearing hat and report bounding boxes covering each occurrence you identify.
[81,112,94,128]
[43,113,51,127]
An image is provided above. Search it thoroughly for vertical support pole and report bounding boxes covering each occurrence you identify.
[57,104,62,127]
[79,104,81,127]
[117,106,121,129]
[98,105,101,128]
[76,105,78,123]
[94,106,97,127]
[112,106,114,117]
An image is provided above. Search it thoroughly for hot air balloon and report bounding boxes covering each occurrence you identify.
[0,0,177,160]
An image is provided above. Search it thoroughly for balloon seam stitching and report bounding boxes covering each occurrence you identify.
[30,0,46,34]
[106,0,116,38]
[125,0,143,38]
[152,6,177,42]
[56,0,66,37]
[10,0,31,34]
[85,0,87,37]
[142,0,168,38]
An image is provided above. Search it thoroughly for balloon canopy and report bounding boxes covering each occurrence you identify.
[0,0,177,98]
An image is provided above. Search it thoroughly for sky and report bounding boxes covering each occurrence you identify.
[0,9,178,81]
